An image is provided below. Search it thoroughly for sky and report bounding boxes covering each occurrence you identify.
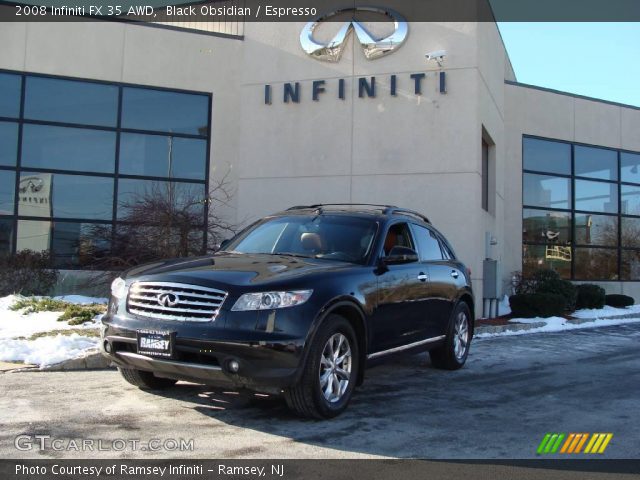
[496,23,640,107]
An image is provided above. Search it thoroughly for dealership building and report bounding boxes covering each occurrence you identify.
[1,7,640,308]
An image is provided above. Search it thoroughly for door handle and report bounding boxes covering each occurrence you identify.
[417,273,428,282]
[450,270,459,279]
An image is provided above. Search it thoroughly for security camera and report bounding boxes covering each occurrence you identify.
[425,50,447,66]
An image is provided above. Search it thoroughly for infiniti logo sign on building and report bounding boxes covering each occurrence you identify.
[300,7,408,62]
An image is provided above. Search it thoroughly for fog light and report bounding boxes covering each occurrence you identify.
[103,340,112,354]
[228,360,240,373]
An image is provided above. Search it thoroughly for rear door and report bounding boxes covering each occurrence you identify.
[410,223,459,337]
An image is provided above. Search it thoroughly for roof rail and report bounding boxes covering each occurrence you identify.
[384,207,431,224]
[286,203,397,211]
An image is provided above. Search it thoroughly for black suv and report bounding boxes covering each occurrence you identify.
[101,204,474,418]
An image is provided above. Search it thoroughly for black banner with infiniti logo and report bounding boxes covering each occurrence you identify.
[1,0,640,22]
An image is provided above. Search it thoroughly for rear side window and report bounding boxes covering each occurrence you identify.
[411,224,444,261]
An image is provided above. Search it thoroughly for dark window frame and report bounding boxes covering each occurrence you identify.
[0,68,212,269]
[522,134,640,281]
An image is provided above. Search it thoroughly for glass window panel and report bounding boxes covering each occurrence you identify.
[119,133,206,180]
[17,219,51,253]
[621,152,640,185]
[575,145,618,181]
[622,217,640,249]
[0,170,15,216]
[621,184,640,216]
[523,209,571,244]
[0,73,21,118]
[411,224,444,261]
[22,124,116,173]
[17,220,111,267]
[117,179,205,221]
[0,121,19,166]
[523,137,571,175]
[113,224,204,263]
[24,76,118,127]
[121,87,209,135]
[574,213,617,247]
[574,248,618,280]
[0,218,13,254]
[522,244,571,279]
[575,180,618,213]
[18,172,113,220]
[622,250,640,280]
[523,173,571,209]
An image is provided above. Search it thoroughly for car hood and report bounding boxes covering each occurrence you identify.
[123,252,352,288]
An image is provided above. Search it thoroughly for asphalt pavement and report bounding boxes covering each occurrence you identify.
[0,323,638,459]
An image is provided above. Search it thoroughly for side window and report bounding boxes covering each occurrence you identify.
[411,224,444,261]
[437,235,455,260]
[382,222,415,256]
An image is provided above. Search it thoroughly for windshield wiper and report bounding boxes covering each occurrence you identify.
[272,252,315,259]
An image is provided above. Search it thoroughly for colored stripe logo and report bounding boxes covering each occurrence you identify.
[537,433,613,454]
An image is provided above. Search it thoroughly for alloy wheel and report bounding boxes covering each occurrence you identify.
[453,311,469,360]
[319,333,352,403]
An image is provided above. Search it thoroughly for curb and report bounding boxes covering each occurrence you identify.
[6,348,115,373]
[475,311,640,335]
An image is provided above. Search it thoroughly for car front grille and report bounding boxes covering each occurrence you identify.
[127,281,228,322]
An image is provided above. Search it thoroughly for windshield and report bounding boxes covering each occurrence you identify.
[225,215,378,264]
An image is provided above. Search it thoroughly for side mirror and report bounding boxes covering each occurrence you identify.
[384,246,419,265]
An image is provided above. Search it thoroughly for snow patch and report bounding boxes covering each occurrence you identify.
[0,334,99,367]
[477,316,640,338]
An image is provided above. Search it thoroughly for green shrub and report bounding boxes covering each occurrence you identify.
[575,284,606,310]
[10,297,106,325]
[0,250,59,296]
[519,269,577,311]
[509,293,567,318]
[605,294,635,308]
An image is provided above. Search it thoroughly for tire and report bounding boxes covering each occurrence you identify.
[284,314,359,419]
[429,302,472,370]
[118,367,178,390]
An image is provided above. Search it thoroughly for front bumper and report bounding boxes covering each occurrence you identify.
[102,315,306,394]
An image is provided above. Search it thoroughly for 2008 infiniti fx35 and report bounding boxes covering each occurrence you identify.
[101,204,474,418]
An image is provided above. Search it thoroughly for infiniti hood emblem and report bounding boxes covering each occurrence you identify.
[300,6,408,62]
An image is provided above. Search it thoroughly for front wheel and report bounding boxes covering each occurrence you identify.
[118,367,178,390]
[285,314,359,419]
[429,302,472,370]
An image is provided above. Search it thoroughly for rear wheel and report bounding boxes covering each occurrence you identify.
[429,302,472,370]
[118,367,178,390]
[285,314,359,419]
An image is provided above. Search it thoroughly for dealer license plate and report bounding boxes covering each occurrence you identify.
[137,330,174,358]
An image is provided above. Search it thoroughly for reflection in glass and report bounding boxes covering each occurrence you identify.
[22,124,116,173]
[0,170,15,216]
[622,217,640,249]
[575,145,618,181]
[113,224,204,265]
[522,244,571,279]
[17,220,111,267]
[119,133,206,180]
[574,248,618,280]
[0,73,21,118]
[24,76,118,127]
[0,218,13,254]
[575,180,618,213]
[522,209,571,244]
[574,214,617,247]
[622,250,640,280]
[121,87,209,135]
[117,179,205,220]
[621,184,640,216]
[0,121,19,166]
[621,152,640,185]
[18,173,113,220]
[523,173,571,209]
[523,138,571,175]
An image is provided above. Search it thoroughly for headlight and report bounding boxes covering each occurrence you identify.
[111,277,127,299]
[231,290,313,311]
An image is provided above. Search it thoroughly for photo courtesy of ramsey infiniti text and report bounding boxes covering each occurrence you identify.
[101,205,474,418]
